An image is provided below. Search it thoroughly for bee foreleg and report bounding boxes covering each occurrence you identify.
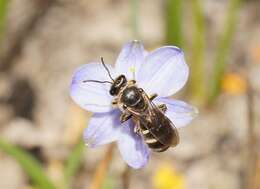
[128,80,136,85]
[134,125,142,134]
[149,94,158,101]
[120,113,132,123]
[158,104,167,113]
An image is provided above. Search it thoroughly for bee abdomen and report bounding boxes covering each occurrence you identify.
[141,128,170,152]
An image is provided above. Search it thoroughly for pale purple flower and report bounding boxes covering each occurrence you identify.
[70,41,198,169]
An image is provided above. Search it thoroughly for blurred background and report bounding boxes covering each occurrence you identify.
[0,0,259,189]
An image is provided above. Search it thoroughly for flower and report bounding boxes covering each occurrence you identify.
[153,163,185,189]
[221,73,247,95]
[70,41,198,169]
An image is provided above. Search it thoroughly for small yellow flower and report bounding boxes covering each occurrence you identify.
[221,73,247,95]
[153,163,185,189]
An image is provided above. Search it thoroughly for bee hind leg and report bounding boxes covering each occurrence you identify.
[158,104,167,113]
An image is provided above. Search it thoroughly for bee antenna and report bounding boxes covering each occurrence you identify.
[83,80,113,84]
[100,57,115,82]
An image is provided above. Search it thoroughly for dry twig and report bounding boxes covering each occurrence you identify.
[122,165,131,189]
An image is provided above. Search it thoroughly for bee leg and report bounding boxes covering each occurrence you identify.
[134,125,142,134]
[120,113,132,123]
[112,98,118,106]
[149,94,158,101]
[158,104,167,113]
[128,80,136,85]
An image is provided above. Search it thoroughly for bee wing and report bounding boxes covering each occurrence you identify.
[127,92,179,147]
[146,101,179,147]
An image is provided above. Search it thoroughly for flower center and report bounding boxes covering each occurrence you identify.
[129,67,136,80]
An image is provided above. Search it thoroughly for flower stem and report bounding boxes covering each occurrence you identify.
[0,0,8,42]
[0,138,56,189]
[208,0,242,104]
[64,140,85,189]
[189,0,206,104]
[90,144,115,189]
[165,0,183,47]
[122,165,131,189]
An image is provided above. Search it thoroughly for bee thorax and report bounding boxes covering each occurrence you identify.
[120,86,146,110]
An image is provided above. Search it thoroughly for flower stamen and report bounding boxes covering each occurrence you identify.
[129,67,136,80]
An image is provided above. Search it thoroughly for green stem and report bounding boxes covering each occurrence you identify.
[165,0,183,47]
[0,138,56,189]
[0,0,8,42]
[208,0,242,104]
[130,0,139,39]
[190,0,206,104]
[63,140,85,189]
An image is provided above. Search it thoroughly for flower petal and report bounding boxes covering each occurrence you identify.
[83,110,122,147]
[115,40,145,80]
[70,62,115,112]
[137,46,189,97]
[154,97,198,128]
[117,121,150,169]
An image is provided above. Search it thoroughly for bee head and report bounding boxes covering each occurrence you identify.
[109,75,127,96]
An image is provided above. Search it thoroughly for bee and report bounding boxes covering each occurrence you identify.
[83,58,179,152]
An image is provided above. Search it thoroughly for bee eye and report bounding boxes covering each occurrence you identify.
[109,88,116,95]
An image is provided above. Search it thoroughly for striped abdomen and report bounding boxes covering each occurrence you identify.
[139,121,170,152]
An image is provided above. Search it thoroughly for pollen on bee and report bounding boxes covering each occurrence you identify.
[142,130,150,135]
[145,138,157,144]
